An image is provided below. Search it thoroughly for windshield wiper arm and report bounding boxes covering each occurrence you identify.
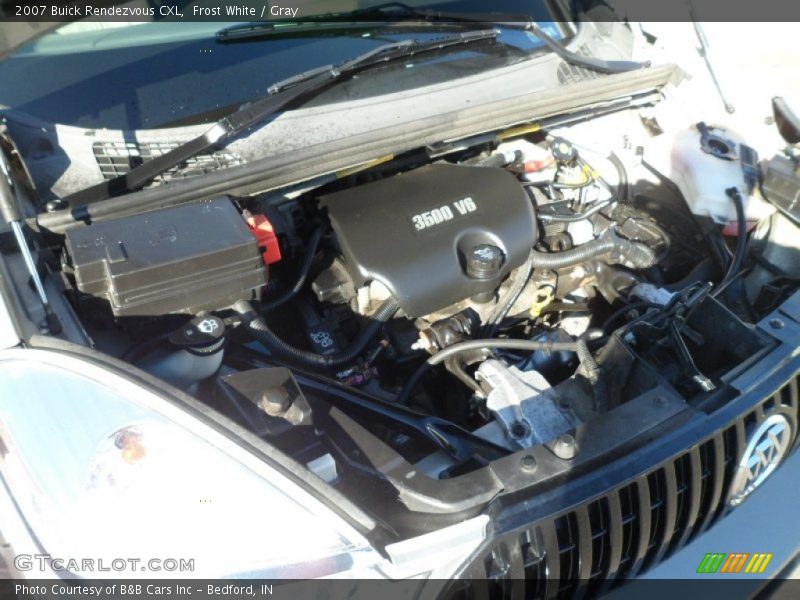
[215,1,534,43]
[524,20,648,75]
[60,29,499,211]
[216,20,398,43]
[217,2,648,75]
[215,2,531,42]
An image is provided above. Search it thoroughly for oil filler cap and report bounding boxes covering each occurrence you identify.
[466,244,504,280]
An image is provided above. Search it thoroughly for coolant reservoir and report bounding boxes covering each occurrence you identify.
[669,124,773,232]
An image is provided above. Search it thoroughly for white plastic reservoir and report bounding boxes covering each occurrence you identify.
[669,124,773,233]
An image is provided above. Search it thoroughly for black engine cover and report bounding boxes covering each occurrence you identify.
[321,164,537,317]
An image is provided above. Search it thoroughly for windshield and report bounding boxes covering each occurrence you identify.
[0,1,570,130]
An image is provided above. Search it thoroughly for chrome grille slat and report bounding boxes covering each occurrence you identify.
[651,462,678,565]
[597,492,624,595]
[573,504,594,597]
[708,423,740,527]
[694,435,725,536]
[554,514,578,583]
[787,376,800,451]
[673,447,703,550]
[587,499,608,583]
[505,537,526,600]
[626,476,651,579]
[539,520,561,600]
[520,529,546,598]
[785,376,799,411]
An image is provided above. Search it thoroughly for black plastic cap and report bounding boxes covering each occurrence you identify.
[466,244,504,280]
[551,137,578,163]
[169,315,226,349]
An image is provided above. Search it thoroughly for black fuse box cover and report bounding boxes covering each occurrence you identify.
[64,198,266,317]
[321,164,537,317]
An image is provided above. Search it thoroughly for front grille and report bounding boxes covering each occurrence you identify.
[453,373,800,598]
[92,140,244,184]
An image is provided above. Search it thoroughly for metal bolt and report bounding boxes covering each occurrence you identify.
[45,199,67,212]
[259,386,291,417]
[654,396,669,407]
[769,318,785,330]
[510,421,529,439]
[553,434,578,460]
[520,455,537,472]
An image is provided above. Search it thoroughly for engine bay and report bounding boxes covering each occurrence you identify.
[5,107,800,533]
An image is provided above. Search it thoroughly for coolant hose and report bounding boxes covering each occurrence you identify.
[530,229,657,270]
[713,187,747,297]
[234,298,399,368]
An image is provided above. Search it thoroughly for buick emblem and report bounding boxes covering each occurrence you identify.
[728,414,793,507]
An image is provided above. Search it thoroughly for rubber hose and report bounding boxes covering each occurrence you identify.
[538,199,612,223]
[601,301,660,335]
[530,229,656,270]
[575,337,601,383]
[261,225,325,312]
[481,250,534,338]
[395,362,434,406]
[664,257,720,293]
[234,298,399,368]
[607,151,629,203]
[714,188,747,296]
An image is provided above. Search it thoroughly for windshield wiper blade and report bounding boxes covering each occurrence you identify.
[216,2,531,42]
[267,28,497,93]
[59,29,499,211]
[216,20,397,43]
[214,1,524,42]
[396,1,653,75]
[217,2,648,75]
[346,2,540,31]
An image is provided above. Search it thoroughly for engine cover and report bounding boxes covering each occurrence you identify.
[321,164,537,317]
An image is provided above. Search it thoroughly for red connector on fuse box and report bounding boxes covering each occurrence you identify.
[245,213,282,265]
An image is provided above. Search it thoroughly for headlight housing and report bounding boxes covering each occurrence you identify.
[0,348,383,578]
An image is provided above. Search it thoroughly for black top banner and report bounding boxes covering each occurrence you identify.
[0,0,799,23]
